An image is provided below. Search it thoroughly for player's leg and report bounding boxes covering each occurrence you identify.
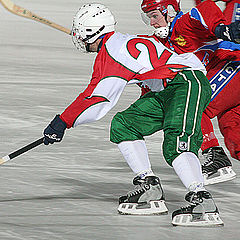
[111,70,223,225]
[202,61,240,184]
[201,111,220,151]
[218,105,240,160]
[162,70,223,226]
[110,92,167,215]
[201,112,235,185]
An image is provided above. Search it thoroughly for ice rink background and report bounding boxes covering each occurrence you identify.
[0,0,239,239]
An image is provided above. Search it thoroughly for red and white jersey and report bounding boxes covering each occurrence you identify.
[60,32,205,128]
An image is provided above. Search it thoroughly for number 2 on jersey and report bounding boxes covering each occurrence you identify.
[127,38,172,69]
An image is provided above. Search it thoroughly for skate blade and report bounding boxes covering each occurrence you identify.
[204,166,236,185]
[172,212,224,227]
[118,200,168,215]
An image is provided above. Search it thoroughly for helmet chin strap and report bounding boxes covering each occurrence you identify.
[86,34,105,53]
[154,5,177,39]
[86,43,91,52]
[152,9,171,39]
[82,25,105,43]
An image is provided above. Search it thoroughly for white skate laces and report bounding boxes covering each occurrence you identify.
[127,184,150,198]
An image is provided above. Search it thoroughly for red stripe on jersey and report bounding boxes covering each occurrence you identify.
[60,35,137,128]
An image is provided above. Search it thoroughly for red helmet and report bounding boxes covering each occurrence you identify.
[141,0,181,14]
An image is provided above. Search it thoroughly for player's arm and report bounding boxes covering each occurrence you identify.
[60,75,127,128]
[193,0,240,43]
[190,0,226,34]
[215,21,240,43]
[43,76,127,145]
[43,61,129,145]
[194,0,224,5]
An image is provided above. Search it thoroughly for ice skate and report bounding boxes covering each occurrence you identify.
[118,176,168,215]
[202,146,236,185]
[172,191,224,227]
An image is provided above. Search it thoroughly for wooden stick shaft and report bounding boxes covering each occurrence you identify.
[0,0,71,35]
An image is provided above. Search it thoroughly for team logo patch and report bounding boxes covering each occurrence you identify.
[174,35,186,46]
[178,141,188,151]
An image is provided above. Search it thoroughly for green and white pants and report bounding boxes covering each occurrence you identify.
[110,70,212,166]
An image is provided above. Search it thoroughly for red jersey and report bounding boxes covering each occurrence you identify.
[159,0,226,54]
[195,0,240,24]
[222,0,240,23]
[192,0,240,70]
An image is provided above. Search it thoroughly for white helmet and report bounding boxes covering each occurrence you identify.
[72,3,116,52]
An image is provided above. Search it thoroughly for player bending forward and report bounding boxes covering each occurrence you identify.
[43,3,223,226]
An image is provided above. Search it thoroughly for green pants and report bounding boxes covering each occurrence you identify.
[110,70,212,166]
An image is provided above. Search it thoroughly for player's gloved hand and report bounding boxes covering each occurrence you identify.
[215,21,240,43]
[43,115,67,145]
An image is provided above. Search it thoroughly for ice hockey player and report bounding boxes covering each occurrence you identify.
[192,1,240,182]
[43,3,223,226]
[140,0,240,186]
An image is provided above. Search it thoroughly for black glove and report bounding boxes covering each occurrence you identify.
[215,21,240,43]
[43,115,67,145]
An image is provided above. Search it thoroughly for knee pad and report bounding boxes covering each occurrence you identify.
[110,113,143,144]
[110,113,125,144]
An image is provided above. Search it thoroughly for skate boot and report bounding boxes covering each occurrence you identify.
[172,191,224,227]
[118,176,168,215]
[202,146,236,185]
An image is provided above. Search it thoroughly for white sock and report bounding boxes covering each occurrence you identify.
[172,152,205,192]
[118,140,153,175]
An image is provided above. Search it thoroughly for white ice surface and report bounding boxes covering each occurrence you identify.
[0,1,239,240]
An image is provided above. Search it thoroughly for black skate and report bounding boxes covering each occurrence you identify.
[172,191,224,227]
[118,176,168,215]
[202,146,236,185]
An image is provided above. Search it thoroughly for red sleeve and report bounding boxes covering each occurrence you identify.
[60,57,105,128]
[194,0,231,5]
[60,34,136,128]
[194,0,227,35]
[223,0,240,24]
[168,1,226,53]
[194,0,203,5]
